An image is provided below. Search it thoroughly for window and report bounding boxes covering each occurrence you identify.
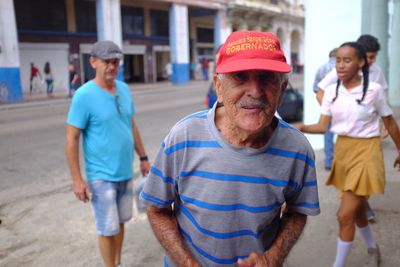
[196,28,214,43]
[14,0,67,31]
[150,10,169,37]
[121,6,144,36]
[75,0,97,33]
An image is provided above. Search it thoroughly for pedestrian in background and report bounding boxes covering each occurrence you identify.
[313,48,337,170]
[141,31,320,267]
[205,44,223,108]
[317,35,387,105]
[68,63,79,98]
[164,62,172,81]
[66,40,150,267]
[43,62,54,97]
[29,62,41,94]
[202,58,209,80]
[296,42,400,267]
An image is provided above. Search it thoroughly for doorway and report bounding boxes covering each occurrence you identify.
[124,54,144,83]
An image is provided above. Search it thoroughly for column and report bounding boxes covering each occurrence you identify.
[361,0,372,33]
[304,0,363,149]
[0,0,22,103]
[169,4,190,84]
[96,0,124,81]
[214,9,231,49]
[298,34,305,68]
[282,30,291,68]
[369,0,389,79]
[389,0,400,106]
[66,0,77,32]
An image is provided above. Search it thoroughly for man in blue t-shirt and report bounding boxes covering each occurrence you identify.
[66,40,150,267]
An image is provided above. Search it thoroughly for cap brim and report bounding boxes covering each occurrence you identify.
[92,53,123,60]
[216,58,291,74]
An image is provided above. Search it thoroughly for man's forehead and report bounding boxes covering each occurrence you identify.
[226,70,278,76]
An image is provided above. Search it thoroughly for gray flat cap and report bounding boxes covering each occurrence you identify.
[90,40,123,60]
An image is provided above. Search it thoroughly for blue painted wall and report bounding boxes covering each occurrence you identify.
[172,63,190,84]
[0,67,23,103]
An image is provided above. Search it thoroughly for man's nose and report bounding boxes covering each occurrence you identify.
[246,79,265,97]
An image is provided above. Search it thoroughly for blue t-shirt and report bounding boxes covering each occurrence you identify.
[67,80,135,181]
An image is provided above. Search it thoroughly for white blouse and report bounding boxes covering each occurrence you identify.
[321,81,392,138]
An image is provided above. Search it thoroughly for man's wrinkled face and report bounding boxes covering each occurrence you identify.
[214,70,287,135]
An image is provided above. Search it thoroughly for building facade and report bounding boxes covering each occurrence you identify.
[228,0,305,72]
[0,0,305,102]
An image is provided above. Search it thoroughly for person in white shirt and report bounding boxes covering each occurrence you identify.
[296,42,400,267]
[316,35,388,104]
[313,48,337,170]
[316,35,389,222]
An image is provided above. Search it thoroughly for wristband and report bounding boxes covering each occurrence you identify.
[140,155,148,162]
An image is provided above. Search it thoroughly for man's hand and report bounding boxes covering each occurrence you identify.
[240,212,307,267]
[73,178,91,203]
[237,251,282,267]
[394,153,400,170]
[140,160,151,176]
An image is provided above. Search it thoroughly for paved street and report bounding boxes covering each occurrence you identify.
[0,76,399,266]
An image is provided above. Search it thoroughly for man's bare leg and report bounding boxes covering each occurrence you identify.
[114,224,124,266]
[99,235,115,267]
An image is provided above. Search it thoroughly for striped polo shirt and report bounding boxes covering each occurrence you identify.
[141,105,320,267]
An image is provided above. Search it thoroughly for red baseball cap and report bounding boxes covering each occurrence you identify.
[216,31,291,74]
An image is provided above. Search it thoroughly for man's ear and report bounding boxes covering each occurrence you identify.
[214,74,224,103]
[89,56,96,69]
[277,79,288,106]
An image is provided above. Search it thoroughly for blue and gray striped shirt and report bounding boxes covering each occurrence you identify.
[141,105,320,267]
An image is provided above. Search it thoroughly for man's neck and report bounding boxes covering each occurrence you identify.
[93,77,115,94]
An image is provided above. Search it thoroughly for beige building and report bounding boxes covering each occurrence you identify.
[228,0,305,71]
[1,0,304,101]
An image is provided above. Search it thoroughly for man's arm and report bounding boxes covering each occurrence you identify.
[238,211,307,267]
[132,118,150,175]
[65,125,91,202]
[147,206,201,267]
[72,73,79,84]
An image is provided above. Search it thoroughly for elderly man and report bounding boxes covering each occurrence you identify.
[141,31,320,267]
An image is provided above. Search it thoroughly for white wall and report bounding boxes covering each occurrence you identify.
[0,0,19,68]
[19,43,69,93]
[304,0,363,149]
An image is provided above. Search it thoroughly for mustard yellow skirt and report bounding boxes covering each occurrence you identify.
[326,136,385,197]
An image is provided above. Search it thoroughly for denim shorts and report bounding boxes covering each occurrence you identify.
[88,179,134,236]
